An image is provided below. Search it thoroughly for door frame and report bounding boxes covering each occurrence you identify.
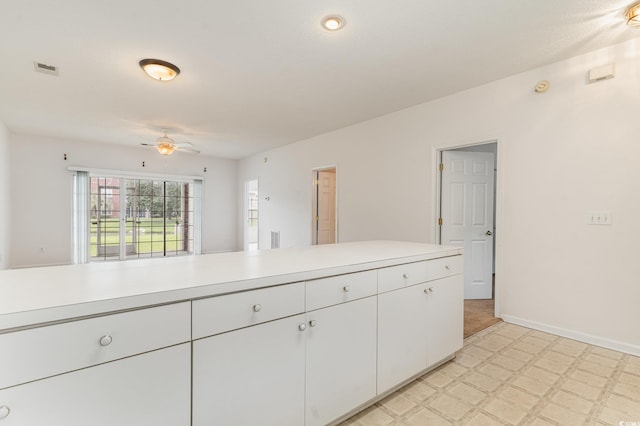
[311,165,338,245]
[433,140,503,316]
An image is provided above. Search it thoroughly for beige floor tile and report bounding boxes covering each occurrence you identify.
[423,371,453,388]
[612,381,640,403]
[464,345,495,360]
[627,355,640,367]
[404,408,452,426]
[446,382,487,405]
[401,380,436,402]
[464,372,503,392]
[569,369,609,387]
[512,376,552,397]
[585,353,620,368]
[560,378,603,401]
[498,385,540,410]
[501,348,535,362]
[623,362,640,376]
[494,324,529,339]
[550,390,593,414]
[456,353,483,368]
[522,335,553,348]
[539,402,589,426]
[512,341,545,355]
[429,394,473,420]
[474,335,513,352]
[550,342,586,357]
[465,412,505,426]
[438,361,468,378]
[578,360,615,378]
[380,393,416,416]
[489,354,526,372]
[618,372,640,387]
[590,346,624,360]
[524,366,561,385]
[528,418,556,426]
[482,398,528,424]
[351,406,396,426]
[477,364,513,381]
[605,394,640,416]
[597,406,633,425]
[534,358,570,375]
[542,350,576,366]
[529,330,557,341]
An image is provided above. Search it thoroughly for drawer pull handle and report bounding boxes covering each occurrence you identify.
[402,273,409,279]
[343,286,350,293]
[309,320,317,327]
[253,304,262,313]
[0,406,10,420]
[445,265,450,270]
[99,335,113,347]
[298,323,307,331]
[424,288,434,294]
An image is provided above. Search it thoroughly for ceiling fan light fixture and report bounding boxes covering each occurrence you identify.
[156,142,175,155]
[321,15,345,31]
[626,1,640,26]
[139,59,181,81]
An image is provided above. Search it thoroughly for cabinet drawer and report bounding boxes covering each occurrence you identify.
[427,255,463,280]
[377,261,428,293]
[306,270,377,311]
[192,282,305,339]
[0,302,191,390]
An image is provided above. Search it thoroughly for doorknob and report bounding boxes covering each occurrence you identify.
[486,230,493,236]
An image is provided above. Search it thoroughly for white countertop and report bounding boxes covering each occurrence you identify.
[0,241,462,331]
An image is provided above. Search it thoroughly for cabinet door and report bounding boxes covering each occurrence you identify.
[192,314,306,426]
[306,296,377,426]
[426,274,464,367]
[377,283,429,394]
[0,343,191,426]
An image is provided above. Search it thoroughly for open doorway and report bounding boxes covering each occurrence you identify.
[312,167,337,245]
[437,142,501,337]
[244,179,259,251]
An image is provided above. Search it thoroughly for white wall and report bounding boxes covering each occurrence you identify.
[0,122,10,269]
[10,134,238,268]
[238,38,640,354]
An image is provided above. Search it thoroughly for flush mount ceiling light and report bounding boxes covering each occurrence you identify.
[139,59,181,81]
[321,15,345,31]
[626,1,640,26]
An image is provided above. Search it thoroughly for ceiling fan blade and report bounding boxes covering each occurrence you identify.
[175,146,200,154]
[140,142,156,147]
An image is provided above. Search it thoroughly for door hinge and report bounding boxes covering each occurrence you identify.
[439,163,444,172]
[438,217,443,226]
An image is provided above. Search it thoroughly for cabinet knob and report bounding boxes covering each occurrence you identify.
[298,323,307,331]
[445,265,450,270]
[309,320,317,327]
[402,273,409,279]
[429,287,434,293]
[99,335,113,347]
[424,287,434,294]
[0,406,10,420]
[253,304,262,312]
[343,286,350,293]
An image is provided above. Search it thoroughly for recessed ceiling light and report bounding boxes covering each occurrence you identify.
[626,1,640,26]
[321,15,345,31]
[139,59,180,81]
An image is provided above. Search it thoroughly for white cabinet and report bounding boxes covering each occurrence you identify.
[0,343,191,426]
[192,314,307,426]
[426,274,464,367]
[305,296,377,426]
[377,283,430,394]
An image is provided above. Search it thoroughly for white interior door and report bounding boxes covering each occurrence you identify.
[440,151,495,299]
[313,169,336,245]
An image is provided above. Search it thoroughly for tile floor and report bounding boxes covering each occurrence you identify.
[342,322,640,425]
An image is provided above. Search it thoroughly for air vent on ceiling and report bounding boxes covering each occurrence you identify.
[33,61,59,76]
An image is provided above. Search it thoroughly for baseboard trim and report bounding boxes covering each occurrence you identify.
[501,314,640,357]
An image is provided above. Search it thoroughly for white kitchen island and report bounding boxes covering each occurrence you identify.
[0,240,463,426]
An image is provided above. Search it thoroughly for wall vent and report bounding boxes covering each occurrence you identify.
[34,61,59,76]
[270,231,280,249]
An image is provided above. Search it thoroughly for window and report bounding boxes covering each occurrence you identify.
[73,169,202,263]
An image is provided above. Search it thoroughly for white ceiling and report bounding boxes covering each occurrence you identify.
[1,0,639,159]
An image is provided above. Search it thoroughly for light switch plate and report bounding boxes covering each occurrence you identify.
[587,211,612,225]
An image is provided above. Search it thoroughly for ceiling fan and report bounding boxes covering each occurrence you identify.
[141,130,200,155]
